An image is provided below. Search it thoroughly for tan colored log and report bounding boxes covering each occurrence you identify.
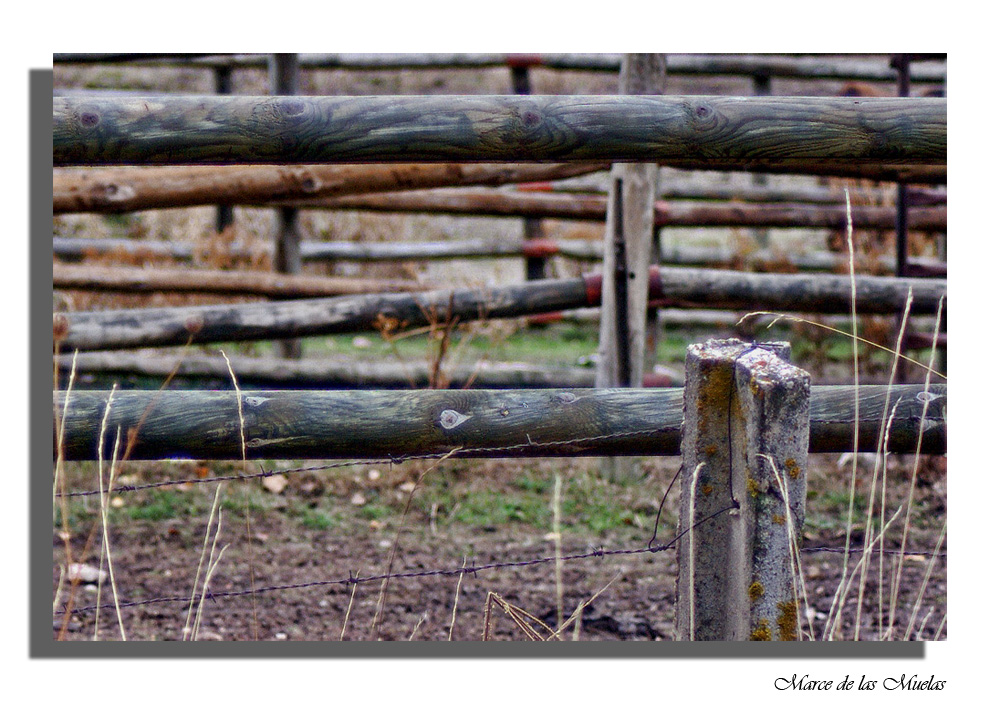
[290,189,948,231]
[52,263,430,298]
[53,162,610,214]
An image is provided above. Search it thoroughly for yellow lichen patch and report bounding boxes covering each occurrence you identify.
[785,458,801,479]
[701,484,714,496]
[750,619,772,641]
[697,367,734,432]
[748,581,764,602]
[772,514,786,525]
[746,477,760,498]
[777,601,799,641]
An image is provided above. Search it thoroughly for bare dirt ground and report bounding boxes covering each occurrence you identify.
[52,453,946,642]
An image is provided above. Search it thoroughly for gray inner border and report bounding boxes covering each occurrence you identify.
[31,67,923,659]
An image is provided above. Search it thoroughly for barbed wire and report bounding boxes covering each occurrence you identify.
[53,507,945,619]
[54,425,671,499]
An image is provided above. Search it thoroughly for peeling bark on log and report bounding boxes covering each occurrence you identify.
[52,383,945,461]
[53,162,609,214]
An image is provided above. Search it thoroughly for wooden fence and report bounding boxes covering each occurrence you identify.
[52,52,947,85]
[53,236,948,278]
[53,265,946,352]
[55,347,945,462]
[51,81,946,640]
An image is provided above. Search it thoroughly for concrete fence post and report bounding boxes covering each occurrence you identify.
[676,338,810,640]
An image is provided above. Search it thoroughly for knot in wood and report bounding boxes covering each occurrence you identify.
[438,409,471,430]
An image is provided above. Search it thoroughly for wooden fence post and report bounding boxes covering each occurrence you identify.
[213,63,234,234]
[509,57,547,281]
[750,70,772,250]
[676,338,810,641]
[269,53,303,359]
[597,53,666,481]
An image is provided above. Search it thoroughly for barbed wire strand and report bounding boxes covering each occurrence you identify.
[55,425,670,499]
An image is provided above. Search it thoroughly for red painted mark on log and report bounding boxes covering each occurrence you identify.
[523,239,559,258]
[505,54,544,68]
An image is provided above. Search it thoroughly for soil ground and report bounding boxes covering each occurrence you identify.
[52,452,946,642]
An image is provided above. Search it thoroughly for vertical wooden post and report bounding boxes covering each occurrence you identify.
[750,71,772,249]
[269,53,303,359]
[509,58,547,281]
[213,64,234,234]
[676,339,810,641]
[596,53,666,480]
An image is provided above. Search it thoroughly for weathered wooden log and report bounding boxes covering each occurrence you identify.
[519,178,947,206]
[52,267,948,352]
[53,95,946,167]
[52,383,945,461]
[52,235,948,276]
[54,351,620,390]
[289,190,948,231]
[52,263,431,298]
[52,162,609,214]
[53,53,946,83]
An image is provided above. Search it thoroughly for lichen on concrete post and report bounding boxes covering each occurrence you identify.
[676,338,809,641]
[735,346,810,641]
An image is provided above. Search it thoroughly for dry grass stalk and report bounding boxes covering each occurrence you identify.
[370,448,461,639]
[760,454,813,641]
[552,471,564,627]
[340,572,361,641]
[96,412,127,640]
[447,558,467,641]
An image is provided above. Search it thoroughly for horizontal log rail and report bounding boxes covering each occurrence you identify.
[52,163,947,215]
[52,53,947,83]
[53,266,947,352]
[52,383,946,461]
[55,351,648,390]
[52,162,609,214]
[52,235,948,277]
[53,95,946,167]
[286,189,949,231]
[518,179,947,206]
[52,264,432,298]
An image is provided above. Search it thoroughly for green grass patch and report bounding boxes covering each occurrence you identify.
[124,489,200,521]
[297,506,337,531]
